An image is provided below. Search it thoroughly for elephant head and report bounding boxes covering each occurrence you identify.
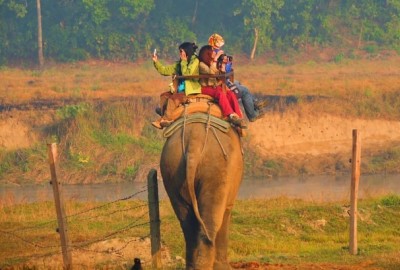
[160,114,244,270]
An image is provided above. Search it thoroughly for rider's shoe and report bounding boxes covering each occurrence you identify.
[229,113,248,129]
[249,110,265,122]
[160,119,173,127]
[254,99,268,110]
[151,120,163,129]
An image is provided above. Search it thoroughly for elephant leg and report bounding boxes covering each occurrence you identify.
[194,185,230,270]
[180,209,199,270]
[214,208,233,270]
[165,193,199,269]
[194,236,215,270]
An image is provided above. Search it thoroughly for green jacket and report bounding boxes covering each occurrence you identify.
[153,56,201,96]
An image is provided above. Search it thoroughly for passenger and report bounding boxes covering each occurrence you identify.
[227,80,268,122]
[208,33,267,122]
[198,45,247,129]
[151,42,201,129]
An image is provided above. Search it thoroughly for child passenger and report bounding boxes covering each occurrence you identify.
[208,33,267,122]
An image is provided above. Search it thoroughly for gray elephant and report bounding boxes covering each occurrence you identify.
[160,115,244,270]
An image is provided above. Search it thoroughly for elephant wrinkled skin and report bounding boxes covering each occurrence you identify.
[160,121,243,270]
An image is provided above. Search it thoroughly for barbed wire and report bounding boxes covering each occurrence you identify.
[8,218,58,233]
[0,182,157,267]
[0,229,49,249]
[64,187,149,220]
[68,202,149,223]
[3,185,151,234]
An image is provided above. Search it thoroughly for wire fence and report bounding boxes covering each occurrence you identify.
[0,161,161,269]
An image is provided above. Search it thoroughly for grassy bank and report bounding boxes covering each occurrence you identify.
[1,195,399,269]
[1,99,400,185]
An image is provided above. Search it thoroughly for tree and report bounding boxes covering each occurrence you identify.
[239,0,284,59]
[37,0,44,67]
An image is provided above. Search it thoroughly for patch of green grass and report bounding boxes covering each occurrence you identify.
[263,159,283,175]
[123,163,139,180]
[366,146,400,173]
[92,130,135,148]
[99,162,118,176]
[56,103,89,120]
[333,52,345,63]
[0,145,47,178]
[380,194,400,207]
[226,195,400,265]
[364,44,378,54]
[137,137,163,154]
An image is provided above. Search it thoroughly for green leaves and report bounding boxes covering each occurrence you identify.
[240,0,284,54]
[119,0,154,19]
[0,0,400,63]
[5,0,28,18]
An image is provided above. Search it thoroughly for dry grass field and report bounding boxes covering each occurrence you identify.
[1,51,400,110]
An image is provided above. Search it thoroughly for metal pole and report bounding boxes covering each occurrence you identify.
[147,169,162,268]
[48,143,72,269]
[349,129,361,255]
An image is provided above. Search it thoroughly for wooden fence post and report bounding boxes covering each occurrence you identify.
[147,169,162,268]
[48,143,72,269]
[349,129,361,255]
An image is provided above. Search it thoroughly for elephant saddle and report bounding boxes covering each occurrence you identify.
[167,94,224,120]
[162,94,246,137]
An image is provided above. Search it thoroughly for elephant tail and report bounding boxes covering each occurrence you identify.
[186,156,212,244]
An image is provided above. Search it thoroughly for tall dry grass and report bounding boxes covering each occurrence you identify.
[0,60,169,104]
[2,56,400,112]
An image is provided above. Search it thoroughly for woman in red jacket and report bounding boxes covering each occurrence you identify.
[198,45,246,129]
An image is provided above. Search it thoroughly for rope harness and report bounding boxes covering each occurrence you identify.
[163,102,230,160]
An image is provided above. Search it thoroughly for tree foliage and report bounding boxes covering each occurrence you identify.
[0,0,399,64]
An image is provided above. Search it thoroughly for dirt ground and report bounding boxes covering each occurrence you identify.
[249,110,400,157]
[17,237,384,270]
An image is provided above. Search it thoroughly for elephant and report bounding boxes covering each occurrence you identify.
[160,114,244,270]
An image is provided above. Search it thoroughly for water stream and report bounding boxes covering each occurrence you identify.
[0,174,399,204]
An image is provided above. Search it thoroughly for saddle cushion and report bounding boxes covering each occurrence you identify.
[167,94,224,121]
